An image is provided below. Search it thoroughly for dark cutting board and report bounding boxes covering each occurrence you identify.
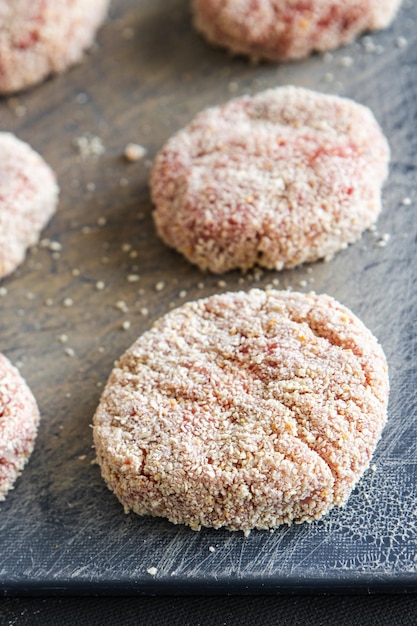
[1,0,417,595]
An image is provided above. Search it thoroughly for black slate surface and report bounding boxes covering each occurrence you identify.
[0,0,417,595]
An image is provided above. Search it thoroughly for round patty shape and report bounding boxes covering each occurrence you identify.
[93,289,389,533]
[0,353,40,500]
[0,132,59,280]
[192,0,403,62]
[0,0,110,94]
[151,86,390,274]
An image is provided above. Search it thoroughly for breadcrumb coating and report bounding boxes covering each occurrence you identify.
[151,86,389,274]
[192,0,403,62]
[93,289,389,533]
[0,0,110,94]
[0,353,40,501]
[0,132,58,279]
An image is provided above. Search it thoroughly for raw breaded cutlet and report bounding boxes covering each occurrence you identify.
[0,132,58,280]
[192,0,403,62]
[93,289,389,533]
[151,86,389,274]
[0,0,110,94]
[0,353,40,501]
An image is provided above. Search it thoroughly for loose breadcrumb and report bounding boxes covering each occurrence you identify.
[115,301,129,313]
[124,143,147,162]
[0,133,58,279]
[127,274,140,283]
[76,93,89,105]
[121,27,135,40]
[147,567,158,576]
[322,72,334,82]
[74,134,105,159]
[338,56,354,68]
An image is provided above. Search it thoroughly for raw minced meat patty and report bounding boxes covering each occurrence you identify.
[0,132,58,280]
[192,0,403,62]
[151,86,390,274]
[0,353,40,501]
[0,0,110,94]
[93,289,389,533]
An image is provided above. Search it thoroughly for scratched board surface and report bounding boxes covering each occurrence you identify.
[0,0,417,595]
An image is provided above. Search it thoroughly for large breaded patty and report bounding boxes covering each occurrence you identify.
[93,289,389,533]
[151,87,389,274]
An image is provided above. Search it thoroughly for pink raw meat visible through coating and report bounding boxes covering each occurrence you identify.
[0,0,110,94]
[0,353,40,501]
[151,86,390,274]
[0,132,58,280]
[93,289,389,533]
[192,0,403,62]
